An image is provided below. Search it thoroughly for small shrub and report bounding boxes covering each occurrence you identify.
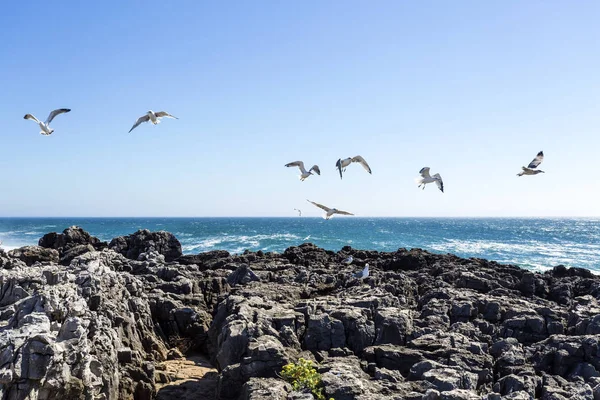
[280,358,333,400]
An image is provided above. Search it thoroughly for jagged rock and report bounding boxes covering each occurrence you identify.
[7,246,59,266]
[2,228,599,400]
[38,225,107,253]
[109,229,182,262]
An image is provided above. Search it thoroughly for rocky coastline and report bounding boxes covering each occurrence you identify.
[1,226,599,400]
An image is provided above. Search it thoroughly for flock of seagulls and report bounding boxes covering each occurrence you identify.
[21,107,546,221]
[23,108,178,135]
[289,149,545,218]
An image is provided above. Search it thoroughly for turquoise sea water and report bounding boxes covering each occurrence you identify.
[0,217,598,273]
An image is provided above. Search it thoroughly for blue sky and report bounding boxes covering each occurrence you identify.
[0,1,598,217]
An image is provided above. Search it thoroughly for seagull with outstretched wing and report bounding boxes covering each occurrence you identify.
[307,200,354,220]
[415,167,444,192]
[285,161,321,181]
[294,208,302,217]
[129,110,178,133]
[335,155,372,179]
[24,108,71,135]
[517,151,545,176]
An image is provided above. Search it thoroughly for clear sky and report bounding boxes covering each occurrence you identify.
[1,1,599,217]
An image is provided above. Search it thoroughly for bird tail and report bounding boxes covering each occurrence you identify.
[415,177,425,185]
[41,130,53,136]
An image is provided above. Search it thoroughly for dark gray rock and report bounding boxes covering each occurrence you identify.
[109,229,182,262]
[8,246,59,266]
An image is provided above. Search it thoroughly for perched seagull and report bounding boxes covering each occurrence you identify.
[335,155,372,179]
[353,264,369,279]
[285,161,321,181]
[294,208,302,217]
[307,200,354,220]
[129,110,178,133]
[23,109,71,135]
[517,151,545,176]
[342,255,354,265]
[416,167,444,193]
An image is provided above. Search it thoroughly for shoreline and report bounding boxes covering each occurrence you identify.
[1,226,599,399]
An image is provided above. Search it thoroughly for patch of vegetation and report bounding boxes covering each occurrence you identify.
[280,358,333,400]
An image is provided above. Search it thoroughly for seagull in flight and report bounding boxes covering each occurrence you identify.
[335,155,372,179]
[416,167,444,193]
[353,264,369,279]
[294,208,302,217]
[307,200,354,220]
[129,110,178,133]
[24,109,71,135]
[285,161,321,181]
[342,255,354,265]
[517,151,545,176]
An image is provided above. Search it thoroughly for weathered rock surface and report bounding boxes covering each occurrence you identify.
[109,229,182,262]
[1,232,599,400]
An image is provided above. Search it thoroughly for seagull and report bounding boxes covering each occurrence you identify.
[353,264,369,279]
[517,151,545,176]
[342,255,354,265]
[416,167,444,193]
[23,109,71,135]
[307,200,354,220]
[285,161,321,181]
[335,156,372,179]
[294,208,302,217]
[129,110,178,133]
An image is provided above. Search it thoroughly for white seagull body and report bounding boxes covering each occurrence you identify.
[517,151,545,176]
[353,264,369,279]
[285,161,321,181]
[335,155,372,179]
[342,255,354,265]
[24,109,71,135]
[416,167,444,193]
[307,200,354,220]
[129,110,178,133]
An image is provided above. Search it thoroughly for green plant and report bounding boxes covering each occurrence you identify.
[280,358,333,400]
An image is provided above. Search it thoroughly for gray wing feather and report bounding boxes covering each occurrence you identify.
[527,151,544,169]
[307,200,331,212]
[351,155,372,174]
[45,108,71,124]
[419,167,431,178]
[335,210,354,216]
[129,114,150,133]
[310,165,321,175]
[155,111,178,119]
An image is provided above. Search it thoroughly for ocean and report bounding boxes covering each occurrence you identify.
[0,217,598,273]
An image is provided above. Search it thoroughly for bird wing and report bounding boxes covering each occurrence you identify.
[334,209,354,216]
[45,108,71,125]
[527,151,544,169]
[155,111,178,119]
[335,159,344,179]
[24,114,40,123]
[307,200,331,213]
[433,173,444,192]
[310,165,321,175]
[419,167,431,178]
[285,161,306,173]
[129,115,151,133]
[351,155,372,174]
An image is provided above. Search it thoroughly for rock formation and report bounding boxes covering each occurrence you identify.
[1,229,599,399]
